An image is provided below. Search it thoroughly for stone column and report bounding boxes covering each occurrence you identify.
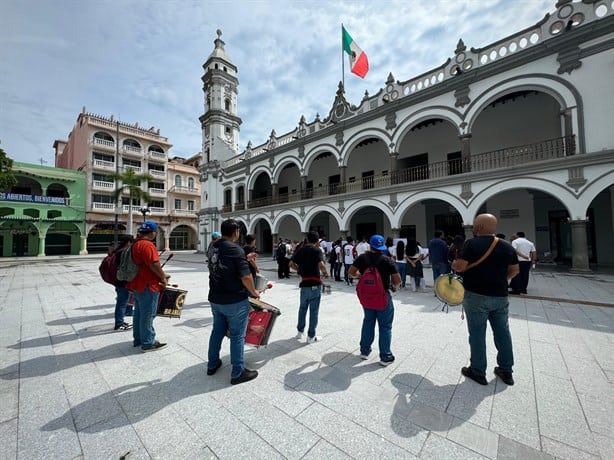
[389,152,399,185]
[463,224,474,241]
[37,234,46,257]
[561,109,575,155]
[164,236,170,252]
[340,230,348,239]
[460,134,472,172]
[272,183,279,203]
[79,235,88,255]
[570,219,590,272]
[300,175,308,199]
[390,228,400,239]
[339,165,347,193]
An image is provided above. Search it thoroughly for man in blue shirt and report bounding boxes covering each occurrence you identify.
[428,231,450,285]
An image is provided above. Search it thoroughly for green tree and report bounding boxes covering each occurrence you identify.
[110,167,154,235]
[0,146,18,192]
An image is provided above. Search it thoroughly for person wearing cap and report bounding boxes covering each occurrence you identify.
[206,219,261,385]
[349,235,401,366]
[126,221,168,352]
[111,234,134,331]
[206,231,222,263]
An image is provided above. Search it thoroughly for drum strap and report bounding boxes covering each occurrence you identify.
[465,237,499,271]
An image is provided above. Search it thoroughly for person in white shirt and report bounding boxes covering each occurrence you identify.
[355,237,370,256]
[343,236,356,285]
[509,231,536,295]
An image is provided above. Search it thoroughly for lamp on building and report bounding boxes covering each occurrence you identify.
[139,206,150,222]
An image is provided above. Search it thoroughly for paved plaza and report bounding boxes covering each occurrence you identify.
[1,252,613,459]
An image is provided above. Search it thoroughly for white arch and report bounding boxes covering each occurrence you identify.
[340,129,391,167]
[576,169,614,219]
[271,209,303,234]
[394,190,470,227]
[303,144,340,175]
[340,198,394,230]
[303,205,342,233]
[392,107,463,148]
[272,156,302,183]
[247,214,273,234]
[465,75,578,134]
[246,167,272,192]
[169,222,199,236]
[467,177,576,219]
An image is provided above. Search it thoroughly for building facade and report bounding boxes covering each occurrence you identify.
[54,109,201,252]
[0,162,86,257]
[199,1,614,271]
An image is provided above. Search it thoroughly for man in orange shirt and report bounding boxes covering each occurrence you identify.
[127,221,168,352]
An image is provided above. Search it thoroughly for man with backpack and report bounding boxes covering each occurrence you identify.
[349,235,401,366]
[99,234,134,331]
[276,238,291,279]
[126,221,169,352]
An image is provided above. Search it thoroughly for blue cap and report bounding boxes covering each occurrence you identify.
[369,234,387,251]
[138,221,158,233]
[211,231,222,239]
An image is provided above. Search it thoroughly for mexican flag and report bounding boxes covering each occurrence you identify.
[342,26,369,78]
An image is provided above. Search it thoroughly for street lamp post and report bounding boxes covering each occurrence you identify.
[139,206,150,222]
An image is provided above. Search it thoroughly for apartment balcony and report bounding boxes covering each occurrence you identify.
[92,159,115,171]
[171,185,199,195]
[92,202,115,211]
[148,150,167,162]
[234,202,245,211]
[172,209,197,216]
[149,188,166,195]
[149,169,166,178]
[149,207,166,214]
[221,204,232,213]
[246,136,575,210]
[121,145,143,158]
[122,165,142,173]
[92,180,115,191]
[91,138,115,151]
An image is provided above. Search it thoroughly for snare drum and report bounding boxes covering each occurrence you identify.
[434,273,464,306]
[157,287,187,318]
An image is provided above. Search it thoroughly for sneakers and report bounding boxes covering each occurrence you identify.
[359,354,369,360]
[461,366,488,385]
[141,341,167,353]
[295,332,304,339]
[114,322,132,331]
[379,356,395,366]
[207,359,223,376]
[307,336,322,344]
[494,367,515,385]
[230,368,258,385]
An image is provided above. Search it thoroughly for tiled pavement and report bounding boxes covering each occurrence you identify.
[0,252,613,459]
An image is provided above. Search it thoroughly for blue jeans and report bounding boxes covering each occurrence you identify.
[297,285,322,338]
[396,262,407,288]
[432,262,450,282]
[114,286,130,327]
[132,288,160,348]
[360,293,394,360]
[333,261,342,280]
[344,263,353,284]
[208,299,251,379]
[463,290,514,376]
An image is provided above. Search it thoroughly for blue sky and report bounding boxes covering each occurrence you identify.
[1,0,554,166]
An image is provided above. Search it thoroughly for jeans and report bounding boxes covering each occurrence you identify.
[132,288,161,348]
[297,285,322,338]
[333,262,342,281]
[344,263,353,284]
[114,286,130,327]
[463,290,514,376]
[432,262,450,282]
[510,261,531,294]
[208,299,251,379]
[360,293,394,360]
[395,262,407,288]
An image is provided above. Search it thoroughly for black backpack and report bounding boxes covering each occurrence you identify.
[328,246,338,264]
[277,242,286,259]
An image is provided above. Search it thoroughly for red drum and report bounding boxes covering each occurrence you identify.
[157,287,187,318]
[245,298,281,347]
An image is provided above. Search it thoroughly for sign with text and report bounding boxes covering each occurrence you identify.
[0,192,67,205]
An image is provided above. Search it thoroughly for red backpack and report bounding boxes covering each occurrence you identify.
[356,253,388,310]
[99,250,121,286]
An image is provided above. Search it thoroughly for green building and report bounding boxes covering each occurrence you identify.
[0,162,87,256]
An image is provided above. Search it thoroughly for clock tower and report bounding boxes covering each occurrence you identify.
[198,29,242,250]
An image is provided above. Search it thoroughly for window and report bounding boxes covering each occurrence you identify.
[224,189,232,206]
[188,177,195,189]
[225,126,231,134]
[187,200,194,211]
[174,199,181,210]
[225,98,231,111]
[237,186,245,203]
[175,175,182,187]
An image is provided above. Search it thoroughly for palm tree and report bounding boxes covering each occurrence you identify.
[110,167,154,235]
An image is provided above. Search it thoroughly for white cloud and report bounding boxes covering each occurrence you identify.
[0,0,554,164]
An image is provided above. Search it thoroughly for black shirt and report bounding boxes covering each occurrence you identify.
[352,251,398,291]
[292,244,324,287]
[208,239,252,304]
[460,236,517,297]
[243,244,257,279]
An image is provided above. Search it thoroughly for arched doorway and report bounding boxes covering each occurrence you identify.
[46,222,81,255]
[87,223,127,253]
[169,225,198,250]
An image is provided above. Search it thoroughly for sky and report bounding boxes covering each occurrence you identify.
[1,0,555,166]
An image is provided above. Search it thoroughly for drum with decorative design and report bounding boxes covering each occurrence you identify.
[156,287,187,318]
[434,273,464,306]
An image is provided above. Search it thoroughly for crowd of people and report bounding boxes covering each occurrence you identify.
[103,216,537,388]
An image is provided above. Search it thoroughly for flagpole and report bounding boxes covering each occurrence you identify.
[341,23,345,91]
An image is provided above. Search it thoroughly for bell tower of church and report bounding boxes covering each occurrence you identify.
[198,29,242,251]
